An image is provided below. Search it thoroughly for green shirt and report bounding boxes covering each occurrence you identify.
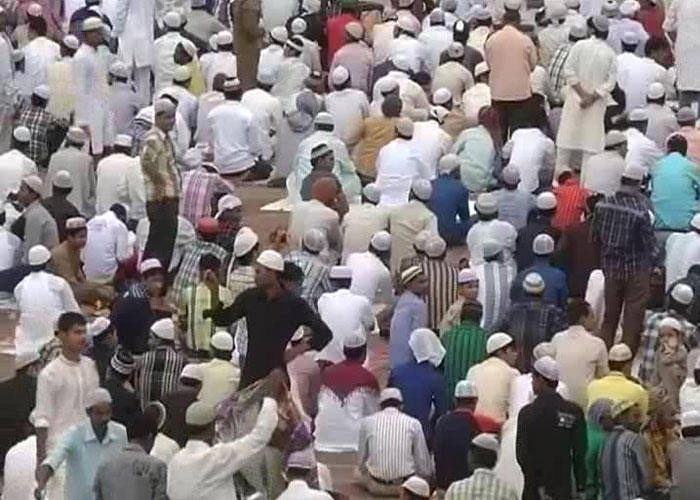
[443,320,488,406]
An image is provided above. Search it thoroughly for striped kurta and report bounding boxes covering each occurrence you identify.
[474,261,516,332]
[599,426,651,500]
[442,321,488,405]
[445,468,519,500]
[136,345,188,408]
[422,258,459,330]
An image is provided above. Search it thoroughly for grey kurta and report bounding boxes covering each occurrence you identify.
[44,146,96,217]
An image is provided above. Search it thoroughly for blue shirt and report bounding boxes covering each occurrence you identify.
[511,258,569,310]
[389,291,428,369]
[429,175,471,244]
[44,419,128,500]
[651,152,700,230]
[389,360,448,445]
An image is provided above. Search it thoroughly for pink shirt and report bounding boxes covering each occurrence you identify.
[485,25,536,101]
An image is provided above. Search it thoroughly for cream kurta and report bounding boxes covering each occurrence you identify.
[73,44,112,155]
[664,0,700,91]
[466,356,520,423]
[556,37,617,154]
[388,200,439,273]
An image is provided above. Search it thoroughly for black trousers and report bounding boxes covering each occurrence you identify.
[144,198,179,271]
[492,98,534,142]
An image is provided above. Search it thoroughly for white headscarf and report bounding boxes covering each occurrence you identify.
[408,328,446,367]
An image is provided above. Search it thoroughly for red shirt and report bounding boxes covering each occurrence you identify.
[326,14,356,66]
[638,5,665,39]
[553,176,590,231]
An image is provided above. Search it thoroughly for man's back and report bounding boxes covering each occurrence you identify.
[94,444,168,500]
[96,153,145,218]
[137,346,188,406]
[83,211,129,281]
[467,357,519,423]
[651,153,700,230]
[587,372,649,415]
[46,147,94,216]
[485,25,535,101]
[434,410,480,490]
[197,358,240,407]
[600,426,649,500]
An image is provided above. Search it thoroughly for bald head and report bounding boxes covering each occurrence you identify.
[311,177,339,207]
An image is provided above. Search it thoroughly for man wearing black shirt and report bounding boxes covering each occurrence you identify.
[206,249,332,388]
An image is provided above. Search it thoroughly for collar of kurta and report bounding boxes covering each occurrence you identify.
[82,420,121,444]
[185,439,212,451]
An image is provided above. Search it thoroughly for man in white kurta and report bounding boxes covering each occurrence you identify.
[418,10,454,75]
[153,11,186,95]
[616,31,666,112]
[45,36,79,123]
[341,184,390,262]
[0,14,14,152]
[259,26,287,80]
[73,18,112,156]
[0,128,37,201]
[347,231,394,305]
[410,109,454,179]
[665,214,700,290]
[241,73,283,162]
[581,130,627,195]
[556,16,617,169]
[14,246,80,358]
[325,66,370,150]
[44,128,96,217]
[663,0,700,108]
[271,37,311,110]
[32,318,99,500]
[162,66,199,132]
[112,0,155,106]
[373,60,431,121]
[21,27,60,100]
[201,31,238,91]
[82,207,131,282]
[95,135,146,219]
[389,18,430,75]
[624,111,663,174]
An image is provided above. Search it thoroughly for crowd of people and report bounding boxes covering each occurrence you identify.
[1,0,700,498]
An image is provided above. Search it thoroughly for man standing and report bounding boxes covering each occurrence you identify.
[154,11,185,94]
[556,15,617,171]
[73,17,112,157]
[44,126,95,217]
[390,266,429,370]
[233,0,265,90]
[664,0,700,109]
[593,164,655,351]
[35,388,128,500]
[32,312,99,500]
[94,412,168,500]
[0,9,14,152]
[357,388,433,496]
[421,235,458,330]
[517,357,587,500]
[140,99,180,271]
[112,0,155,106]
[484,0,536,139]
[207,249,332,389]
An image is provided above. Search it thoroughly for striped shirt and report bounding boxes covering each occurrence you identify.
[135,345,188,408]
[180,169,235,225]
[172,240,230,301]
[422,258,459,330]
[474,261,515,331]
[599,426,651,500]
[179,283,234,352]
[287,250,333,312]
[358,407,433,481]
[226,264,256,357]
[553,176,589,231]
[445,468,519,500]
[443,320,488,405]
[140,127,181,201]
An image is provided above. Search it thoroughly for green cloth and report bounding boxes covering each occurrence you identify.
[442,320,488,407]
[585,422,605,500]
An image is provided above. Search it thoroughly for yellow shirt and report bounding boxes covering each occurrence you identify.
[587,371,649,416]
[187,60,206,97]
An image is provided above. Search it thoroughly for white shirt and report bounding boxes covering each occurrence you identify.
[375,138,431,206]
[680,378,700,414]
[83,210,131,281]
[22,36,60,96]
[195,91,225,144]
[0,227,21,272]
[73,43,112,155]
[373,71,431,121]
[624,127,663,175]
[202,52,238,91]
[1,436,35,500]
[665,231,700,290]
[462,82,492,126]
[411,120,454,178]
[608,18,649,55]
[113,0,155,68]
[466,219,517,266]
[162,84,198,132]
[271,56,311,108]
[581,150,625,196]
[14,272,80,357]
[150,432,180,465]
[341,204,390,262]
[32,354,100,450]
[0,149,37,200]
[347,251,394,305]
[95,153,147,220]
[241,88,283,160]
[317,289,375,363]
[503,128,556,193]
[418,25,454,75]
[616,52,666,112]
[287,199,342,257]
[277,480,333,500]
[325,88,370,147]
[314,386,379,453]
[208,101,264,174]
[258,44,285,80]
[372,21,397,65]
[154,31,185,94]
[167,398,278,500]
[136,216,195,272]
[388,35,430,75]
[389,200,439,273]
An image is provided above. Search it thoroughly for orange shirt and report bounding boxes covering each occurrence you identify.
[485,25,537,101]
